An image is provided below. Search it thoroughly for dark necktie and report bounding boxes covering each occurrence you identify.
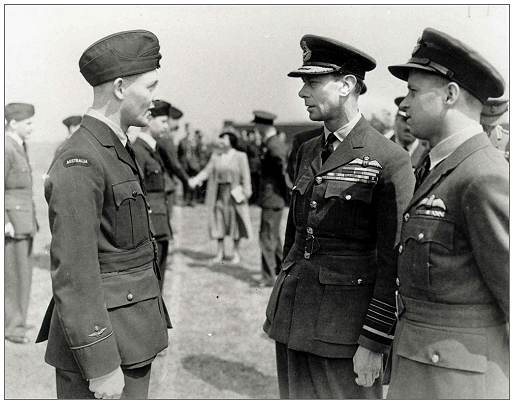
[125,140,137,164]
[414,154,431,190]
[321,133,337,165]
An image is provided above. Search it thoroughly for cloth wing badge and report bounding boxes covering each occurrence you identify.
[415,194,447,217]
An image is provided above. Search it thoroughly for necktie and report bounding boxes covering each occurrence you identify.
[414,154,431,190]
[321,133,337,165]
[125,140,137,164]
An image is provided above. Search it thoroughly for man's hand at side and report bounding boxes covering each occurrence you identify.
[89,366,125,399]
[353,345,382,387]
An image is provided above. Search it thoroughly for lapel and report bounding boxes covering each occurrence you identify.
[81,115,138,173]
[135,137,165,168]
[314,117,368,176]
[6,135,27,160]
[407,133,491,211]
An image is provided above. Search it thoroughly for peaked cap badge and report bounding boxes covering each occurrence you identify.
[301,40,312,62]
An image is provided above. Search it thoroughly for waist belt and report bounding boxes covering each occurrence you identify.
[98,239,157,274]
[294,230,374,258]
[398,294,505,328]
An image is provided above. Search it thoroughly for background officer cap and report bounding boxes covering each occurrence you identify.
[5,103,35,122]
[481,95,509,126]
[288,34,376,94]
[150,100,171,117]
[252,110,277,125]
[394,96,405,107]
[79,29,161,87]
[62,115,82,128]
[388,27,504,103]
[169,104,183,120]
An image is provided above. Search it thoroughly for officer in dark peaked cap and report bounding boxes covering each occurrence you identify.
[5,103,38,345]
[253,110,289,287]
[481,95,509,160]
[36,30,171,399]
[387,27,508,399]
[263,34,415,399]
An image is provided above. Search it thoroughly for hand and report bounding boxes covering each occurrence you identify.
[5,222,15,238]
[89,366,125,399]
[353,346,382,387]
[187,178,198,189]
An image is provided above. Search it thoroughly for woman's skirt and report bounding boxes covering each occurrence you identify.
[213,183,247,240]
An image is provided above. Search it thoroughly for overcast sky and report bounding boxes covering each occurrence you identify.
[5,4,509,143]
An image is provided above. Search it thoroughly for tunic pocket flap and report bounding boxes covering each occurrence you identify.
[101,263,160,309]
[292,174,311,195]
[324,181,373,203]
[396,321,487,373]
[112,180,144,208]
[403,216,454,247]
[319,269,375,286]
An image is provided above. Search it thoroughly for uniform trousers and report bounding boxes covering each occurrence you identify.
[55,365,152,399]
[156,239,169,291]
[259,208,283,284]
[5,237,33,338]
[275,342,382,399]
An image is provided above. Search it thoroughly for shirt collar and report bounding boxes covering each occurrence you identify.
[86,108,127,147]
[137,131,157,151]
[263,127,278,142]
[429,123,483,169]
[405,138,419,156]
[324,112,362,144]
[6,131,24,147]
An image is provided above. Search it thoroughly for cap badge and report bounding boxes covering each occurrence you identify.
[412,37,423,56]
[301,40,312,62]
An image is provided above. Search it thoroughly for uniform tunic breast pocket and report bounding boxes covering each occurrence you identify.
[112,180,150,249]
[399,216,455,293]
[322,180,375,235]
[145,164,164,192]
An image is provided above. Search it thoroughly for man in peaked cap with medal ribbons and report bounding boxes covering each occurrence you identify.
[262,34,415,399]
[387,27,508,399]
[36,30,171,399]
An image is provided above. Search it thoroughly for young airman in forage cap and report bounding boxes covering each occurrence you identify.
[36,30,171,399]
[5,102,38,345]
[387,27,508,399]
[263,34,415,399]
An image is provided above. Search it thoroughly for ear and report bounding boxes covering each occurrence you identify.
[112,78,124,100]
[445,82,460,105]
[339,75,357,97]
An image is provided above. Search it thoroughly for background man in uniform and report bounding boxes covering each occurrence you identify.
[133,100,175,289]
[263,34,415,399]
[5,102,38,344]
[387,27,509,399]
[254,110,289,287]
[35,30,171,399]
[390,96,429,168]
[157,102,192,222]
[480,95,509,160]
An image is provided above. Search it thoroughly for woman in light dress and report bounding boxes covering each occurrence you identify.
[191,131,253,264]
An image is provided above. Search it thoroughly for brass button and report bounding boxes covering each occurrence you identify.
[132,191,138,197]
[310,201,317,209]
[396,277,400,287]
[398,245,404,254]
[404,213,410,222]
[94,325,100,332]
[345,194,352,200]
[315,177,322,184]
[304,251,311,259]
[148,209,152,214]
[431,353,440,363]
[306,227,313,235]
[357,278,363,285]
[127,293,134,301]
[418,233,424,240]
